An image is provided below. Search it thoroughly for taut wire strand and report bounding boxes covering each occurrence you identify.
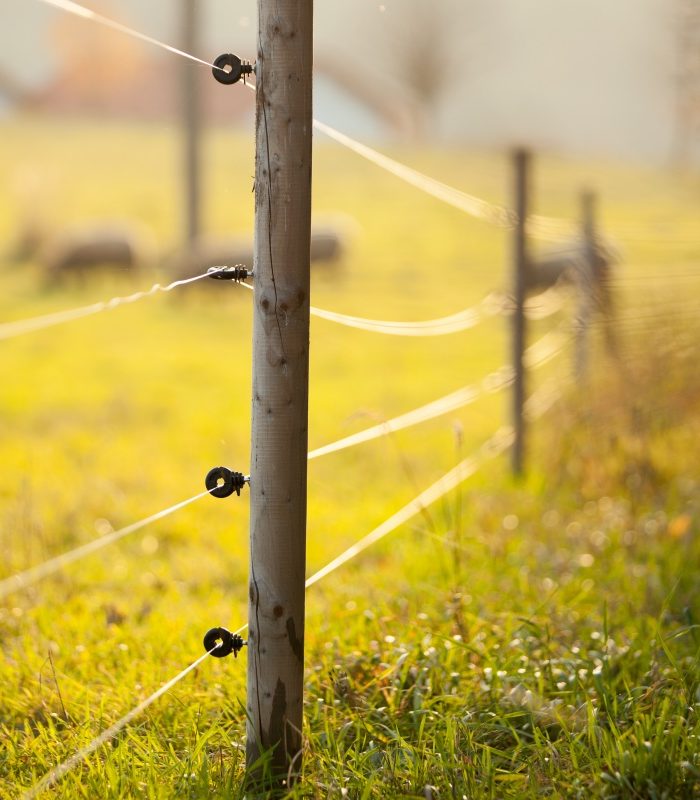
[305,426,516,589]
[312,120,577,241]
[312,119,515,229]
[0,491,211,599]
[308,327,567,460]
[238,282,566,336]
[235,282,496,335]
[34,0,223,71]
[0,272,216,341]
[307,303,484,336]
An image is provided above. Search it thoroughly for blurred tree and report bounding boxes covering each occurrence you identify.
[47,1,147,113]
[377,0,478,137]
[673,0,700,164]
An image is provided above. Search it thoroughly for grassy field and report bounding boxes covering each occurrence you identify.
[0,116,699,798]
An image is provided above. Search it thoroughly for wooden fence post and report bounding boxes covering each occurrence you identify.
[246,0,313,786]
[511,149,529,477]
[182,0,201,243]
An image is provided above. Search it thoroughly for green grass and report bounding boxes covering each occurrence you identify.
[0,115,699,798]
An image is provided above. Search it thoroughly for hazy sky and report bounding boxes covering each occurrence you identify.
[0,0,681,161]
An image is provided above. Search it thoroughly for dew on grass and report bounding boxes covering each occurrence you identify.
[503,514,519,530]
[542,509,560,528]
[94,518,113,535]
[140,534,158,555]
[590,530,608,548]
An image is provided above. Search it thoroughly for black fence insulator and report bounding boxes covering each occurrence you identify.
[212,54,254,85]
[204,626,247,658]
[206,467,249,498]
[207,266,251,282]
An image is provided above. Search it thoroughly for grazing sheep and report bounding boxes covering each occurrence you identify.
[527,237,616,293]
[309,227,345,263]
[39,223,155,285]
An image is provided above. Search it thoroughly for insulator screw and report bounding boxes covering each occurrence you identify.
[205,467,249,498]
[212,53,254,85]
[203,627,247,658]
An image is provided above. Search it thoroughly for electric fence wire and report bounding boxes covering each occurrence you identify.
[235,282,566,336]
[311,119,516,230]
[22,418,526,799]
[308,326,568,460]
[0,490,212,600]
[0,326,567,598]
[0,272,225,341]
[307,287,566,334]
[312,119,576,242]
[315,121,698,247]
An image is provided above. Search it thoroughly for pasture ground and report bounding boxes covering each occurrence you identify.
[0,117,699,797]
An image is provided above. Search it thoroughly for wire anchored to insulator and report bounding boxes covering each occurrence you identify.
[204,627,247,658]
[212,54,254,85]
[207,266,252,282]
[205,466,249,498]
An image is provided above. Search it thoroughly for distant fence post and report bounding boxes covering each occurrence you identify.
[511,148,529,478]
[182,0,201,243]
[575,190,596,379]
[246,0,313,788]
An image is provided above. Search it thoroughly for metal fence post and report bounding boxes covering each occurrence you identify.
[511,148,529,477]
